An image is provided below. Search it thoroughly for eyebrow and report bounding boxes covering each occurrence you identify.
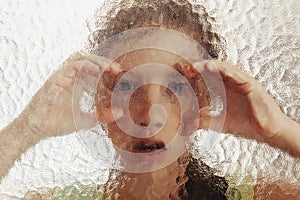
[116,62,194,80]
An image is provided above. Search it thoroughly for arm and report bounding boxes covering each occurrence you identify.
[0,110,44,179]
[0,53,108,180]
[195,60,300,158]
[192,60,300,197]
[254,180,300,199]
[272,117,300,157]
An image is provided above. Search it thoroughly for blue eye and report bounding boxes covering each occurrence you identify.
[168,82,188,93]
[115,81,136,91]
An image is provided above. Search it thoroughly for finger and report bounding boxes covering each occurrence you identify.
[70,52,122,75]
[63,60,100,78]
[174,62,200,78]
[207,60,254,86]
[198,65,225,95]
[105,63,122,75]
[194,60,257,96]
[192,61,224,87]
[85,54,120,71]
[55,60,99,90]
[192,61,209,73]
[55,76,73,89]
[77,59,102,76]
[67,52,86,61]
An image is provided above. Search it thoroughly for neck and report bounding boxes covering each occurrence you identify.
[104,151,191,199]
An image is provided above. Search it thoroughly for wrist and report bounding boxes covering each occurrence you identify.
[281,118,300,157]
[0,112,44,179]
[23,101,52,139]
[268,116,300,157]
[24,85,65,138]
[25,81,76,137]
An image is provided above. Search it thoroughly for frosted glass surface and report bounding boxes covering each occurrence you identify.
[0,0,299,198]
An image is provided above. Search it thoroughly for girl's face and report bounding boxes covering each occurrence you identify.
[95,31,209,158]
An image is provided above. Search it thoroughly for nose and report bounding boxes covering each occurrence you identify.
[140,122,148,127]
[128,84,174,138]
[129,84,167,129]
[138,108,165,128]
[129,85,152,127]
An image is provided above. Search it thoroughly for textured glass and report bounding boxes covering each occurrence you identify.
[0,0,299,199]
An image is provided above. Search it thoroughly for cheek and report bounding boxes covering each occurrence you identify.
[107,123,133,147]
[157,104,181,140]
[95,86,124,123]
[165,104,181,126]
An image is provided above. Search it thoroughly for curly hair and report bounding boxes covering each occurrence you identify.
[88,0,226,60]
[90,0,229,199]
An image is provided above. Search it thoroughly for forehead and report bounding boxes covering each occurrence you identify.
[114,49,188,71]
[112,30,202,70]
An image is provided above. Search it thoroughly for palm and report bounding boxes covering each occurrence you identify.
[197,61,286,142]
[222,81,264,140]
[27,53,108,136]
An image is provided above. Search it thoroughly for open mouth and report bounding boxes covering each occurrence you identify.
[133,140,167,153]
